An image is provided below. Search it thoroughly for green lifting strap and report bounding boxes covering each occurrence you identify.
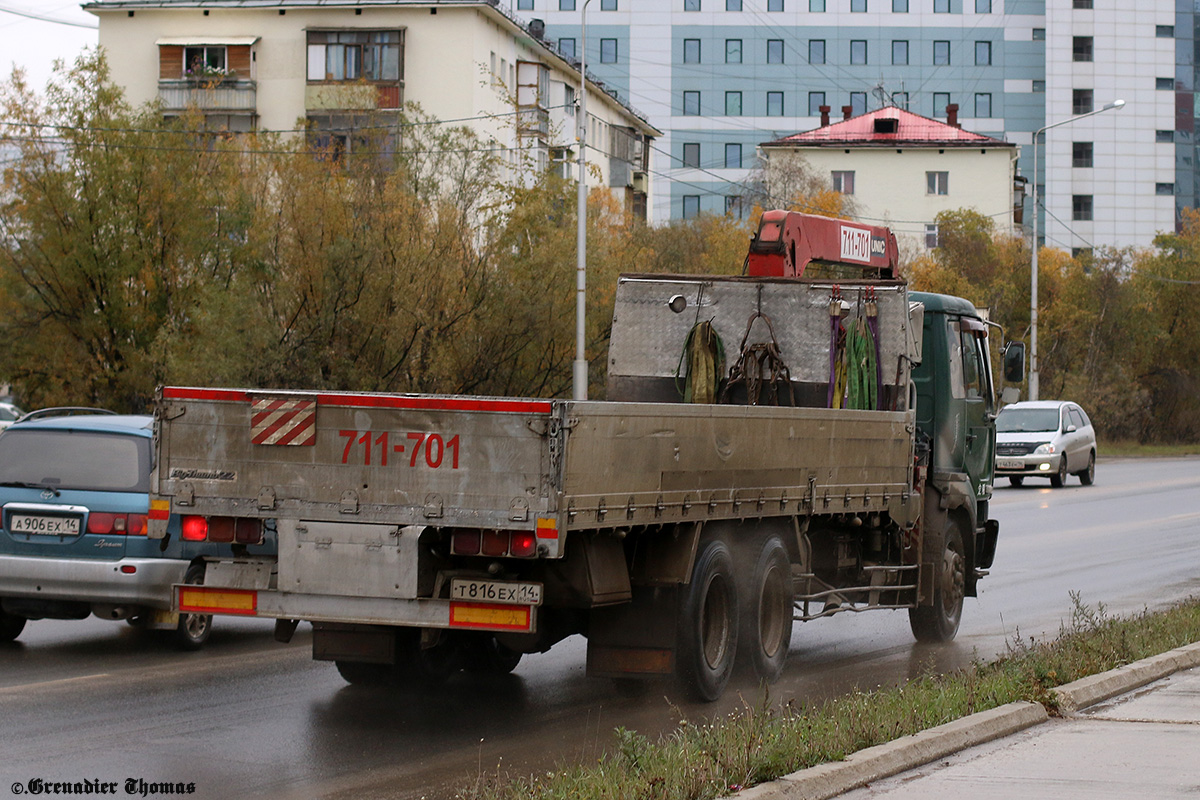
[845,315,878,411]
[676,320,725,404]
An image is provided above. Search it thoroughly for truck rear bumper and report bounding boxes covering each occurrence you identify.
[0,554,188,609]
[173,584,539,634]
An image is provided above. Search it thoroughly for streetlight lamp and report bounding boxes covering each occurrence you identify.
[1029,98,1124,400]
[573,0,593,401]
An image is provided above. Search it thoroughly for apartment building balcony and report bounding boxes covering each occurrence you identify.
[304,83,403,112]
[158,77,257,114]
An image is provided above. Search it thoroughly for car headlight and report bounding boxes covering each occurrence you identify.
[1033,443,1056,455]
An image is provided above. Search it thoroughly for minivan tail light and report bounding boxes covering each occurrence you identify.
[87,512,117,534]
[181,515,208,542]
[126,514,147,535]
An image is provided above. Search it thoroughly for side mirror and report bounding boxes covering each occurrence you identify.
[1066,424,1077,433]
[1002,341,1026,384]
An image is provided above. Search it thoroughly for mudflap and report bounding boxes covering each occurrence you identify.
[586,585,679,679]
[312,622,397,665]
[976,519,999,570]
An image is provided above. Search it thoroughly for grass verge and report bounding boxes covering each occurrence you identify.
[459,594,1200,800]
[1100,440,1200,457]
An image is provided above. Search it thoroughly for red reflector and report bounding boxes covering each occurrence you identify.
[208,517,235,543]
[510,531,536,558]
[234,518,263,544]
[481,530,509,557]
[181,516,208,542]
[87,513,117,535]
[452,531,481,555]
[120,565,136,574]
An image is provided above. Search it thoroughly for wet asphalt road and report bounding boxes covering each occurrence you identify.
[2,456,1198,800]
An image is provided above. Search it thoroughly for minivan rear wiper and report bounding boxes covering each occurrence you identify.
[0,481,61,496]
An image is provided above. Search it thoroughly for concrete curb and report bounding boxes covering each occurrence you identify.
[1052,640,1200,714]
[737,640,1200,800]
[735,701,1047,800]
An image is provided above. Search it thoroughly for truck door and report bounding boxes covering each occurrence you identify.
[957,319,995,501]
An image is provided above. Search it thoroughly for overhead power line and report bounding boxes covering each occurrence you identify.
[0,3,98,30]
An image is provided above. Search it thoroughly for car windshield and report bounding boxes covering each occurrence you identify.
[996,408,1061,434]
[0,429,149,492]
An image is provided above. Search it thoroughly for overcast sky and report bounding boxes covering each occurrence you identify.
[0,2,99,92]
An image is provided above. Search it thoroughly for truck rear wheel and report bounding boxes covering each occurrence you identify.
[335,660,395,686]
[909,519,965,643]
[676,536,738,702]
[738,535,793,683]
[463,634,522,675]
[172,564,213,651]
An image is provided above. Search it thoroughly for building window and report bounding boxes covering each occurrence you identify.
[1032,79,1045,92]
[564,83,575,116]
[810,0,825,9]
[684,0,701,10]
[1157,25,1174,37]
[975,41,991,66]
[1156,182,1175,195]
[934,92,950,116]
[975,0,991,11]
[975,93,991,117]
[809,91,826,116]
[934,0,949,11]
[1073,36,1093,62]
[683,39,700,63]
[1033,28,1045,41]
[518,0,534,8]
[851,40,867,65]
[893,91,909,109]
[893,0,908,10]
[1156,129,1174,143]
[726,39,743,64]
[769,0,785,9]
[1073,0,1093,7]
[1072,141,1093,168]
[925,223,939,248]
[767,39,784,64]
[683,195,700,218]
[725,91,743,115]
[727,0,742,8]
[1072,88,1093,114]
[560,0,576,9]
[809,40,826,64]
[851,0,867,11]
[927,171,949,195]
[933,40,950,66]
[682,142,700,167]
[601,0,618,8]
[767,91,784,116]
[183,45,227,77]
[726,195,743,217]
[600,39,618,63]
[1072,194,1093,221]
[1157,77,1174,90]
[850,91,866,115]
[559,38,576,59]
[893,40,909,65]
[683,90,700,115]
[307,31,403,82]
[725,143,742,168]
[832,170,855,194]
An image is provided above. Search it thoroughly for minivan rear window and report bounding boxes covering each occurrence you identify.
[0,430,149,492]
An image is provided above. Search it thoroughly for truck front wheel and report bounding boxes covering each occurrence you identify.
[909,520,965,643]
[676,537,738,702]
[738,535,793,683]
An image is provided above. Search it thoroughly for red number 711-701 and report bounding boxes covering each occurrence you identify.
[338,430,461,469]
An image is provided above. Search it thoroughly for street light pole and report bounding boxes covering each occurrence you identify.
[573,0,593,402]
[1029,98,1124,401]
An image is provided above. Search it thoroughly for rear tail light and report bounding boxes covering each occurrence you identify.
[207,517,236,543]
[181,515,208,542]
[452,530,481,555]
[481,530,509,556]
[86,512,149,536]
[235,518,263,544]
[510,531,537,558]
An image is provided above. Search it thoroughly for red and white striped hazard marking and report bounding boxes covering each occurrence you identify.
[250,397,317,446]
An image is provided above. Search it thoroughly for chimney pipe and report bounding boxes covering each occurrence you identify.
[946,103,960,127]
[842,105,853,121]
[819,105,830,126]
